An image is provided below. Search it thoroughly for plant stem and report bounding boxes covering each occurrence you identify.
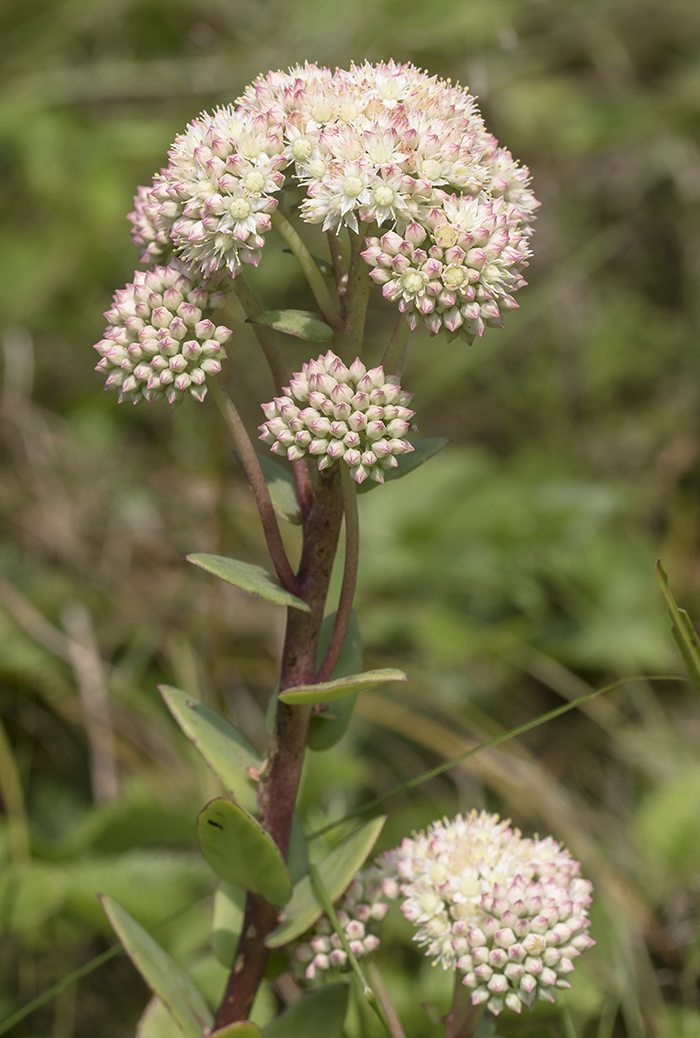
[271,210,343,331]
[291,460,314,520]
[212,381,302,597]
[214,465,345,1028]
[233,275,288,393]
[334,229,372,361]
[315,464,359,682]
[326,230,347,301]
[442,974,484,1038]
[381,317,410,376]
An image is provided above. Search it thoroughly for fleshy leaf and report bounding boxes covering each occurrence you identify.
[262,984,349,1038]
[186,554,309,612]
[656,560,700,697]
[212,1024,262,1038]
[159,686,261,814]
[357,437,449,494]
[279,668,407,705]
[266,815,385,947]
[247,309,333,342]
[101,895,212,1038]
[307,611,362,752]
[256,454,302,525]
[136,997,180,1038]
[197,798,292,907]
[212,881,246,968]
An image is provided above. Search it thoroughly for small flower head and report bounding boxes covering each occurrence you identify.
[258,350,415,484]
[93,261,231,405]
[380,811,594,1017]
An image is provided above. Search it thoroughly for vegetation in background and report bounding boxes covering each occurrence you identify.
[1,1,700,1035]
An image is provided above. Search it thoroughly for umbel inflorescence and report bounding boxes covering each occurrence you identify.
[258,350,414,484]
[296,812,594,1019]
[94,60,539,404]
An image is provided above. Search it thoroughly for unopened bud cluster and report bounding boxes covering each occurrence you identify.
[293,872,392,980]
[382,811,594,1017]
[93,262,231,404]
[258,350,414,484]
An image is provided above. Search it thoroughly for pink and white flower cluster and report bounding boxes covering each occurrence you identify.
[94,262,231,404]
[129,61,537,332]
[258,350,414,485]
[293,873,389,980]
[294,812,594,1021]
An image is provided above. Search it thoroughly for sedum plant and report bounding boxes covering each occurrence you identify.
[91,60,594,1038]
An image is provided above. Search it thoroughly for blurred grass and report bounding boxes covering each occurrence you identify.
[1,0,700,1035]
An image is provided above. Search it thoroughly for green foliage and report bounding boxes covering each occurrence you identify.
[159,686,261,814]
[185,555,310,612]
[357,437,450,494]
[261,984,348,1038]
[267,815,386,947]
[101,896,212,1038]
[2,0,700,1033]
[656,560,700,696]
[255,455,302,526]
[247,310,334,342]
[196,799,292,907]
[211,883,245,969]
[278,667,407,704]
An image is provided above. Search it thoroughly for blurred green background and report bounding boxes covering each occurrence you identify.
[1,1,700,1036]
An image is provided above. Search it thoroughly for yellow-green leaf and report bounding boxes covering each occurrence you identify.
[656,559,700,696]
[247,309,333,342]
[266,816,385,947]
[186,554,309,612]
[159,686,260,814]
[197,798,292,907]
[101,896,212,1038]
[279,668,406,705]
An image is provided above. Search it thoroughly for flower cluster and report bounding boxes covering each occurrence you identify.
[383,811,594,1017]
[127,61,536,336]
[93,262,231,404]
[291,812,594,1022]
[361,194,528,342]
[258,350,414,484]
[293,873,390,980]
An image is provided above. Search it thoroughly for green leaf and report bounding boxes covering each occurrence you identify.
[101,896,212,1038]
[159,686,261,814]
[307,611,362,752]
[262,984,349,1038]
[656,559,700,696]
[212,1024,262,1038]
[256,454,302,525]
[279,668,406,705]
[266,815,385,947]
[136,997,180,1038]
[357,437,449,494]
[288,813,309,884]
[197,798,292,907]
[211,881,245,968]
[247,309,333,342]
[186,554,310,612]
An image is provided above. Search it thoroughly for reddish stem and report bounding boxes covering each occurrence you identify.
[213,466,344,1028]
